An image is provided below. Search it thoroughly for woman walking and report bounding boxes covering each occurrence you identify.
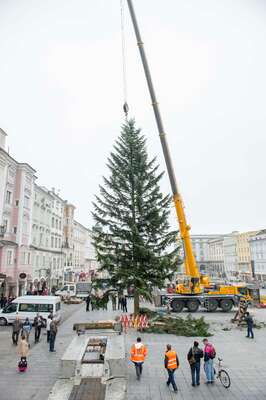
[18,334,29,372]
[22,318,32,346]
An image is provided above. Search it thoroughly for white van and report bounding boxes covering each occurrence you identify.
[55,282,91,298]
[0,295,61,326]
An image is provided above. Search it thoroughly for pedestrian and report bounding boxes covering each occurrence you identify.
[0,294,5,308]
[203,338,216,384]
[49,318,58,352]
[187,341,204,386]
[46,314,52,343]
[12,314,22,345]
[245,312,254,339]
[34,313,44,343]
[111,293,117,311]
[22,318,32,345]
[86,294,91,312]
[130,337,148,380]
[118,294,122,310]
[165,344,179,393]
[122,296,128,313]
[18,334,29,372]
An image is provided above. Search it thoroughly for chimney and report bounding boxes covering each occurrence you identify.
[0,128,7,150]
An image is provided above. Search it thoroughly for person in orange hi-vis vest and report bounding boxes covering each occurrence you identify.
[130,337,148,380]
[164,344,179,392]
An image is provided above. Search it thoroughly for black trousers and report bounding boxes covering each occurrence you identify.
[35,327,41,342]
[86,302,90,311]
[12,331,19,345]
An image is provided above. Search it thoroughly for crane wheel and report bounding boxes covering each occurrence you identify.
[206,299,218,312]
[220,299,233,312]
[171,299,184,312]
[186,299,200,312]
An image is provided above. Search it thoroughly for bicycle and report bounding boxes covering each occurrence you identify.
[215,357,231,389]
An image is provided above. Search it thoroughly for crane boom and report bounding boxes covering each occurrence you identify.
[126,0,200,282]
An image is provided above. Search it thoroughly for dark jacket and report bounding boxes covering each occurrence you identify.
[187,346,203,364]
[34,316,44,329]
[50,320,58,336]
[12,319,22,333]
[245,315,254,327]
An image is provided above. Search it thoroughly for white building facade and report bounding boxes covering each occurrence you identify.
[191,234,222,275]
[249,230,266,281]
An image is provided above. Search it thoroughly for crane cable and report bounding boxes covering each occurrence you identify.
[120,0,129,119]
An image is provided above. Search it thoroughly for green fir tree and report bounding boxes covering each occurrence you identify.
[92,119,177,314]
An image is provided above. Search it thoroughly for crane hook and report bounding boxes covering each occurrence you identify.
[123,101,129,118]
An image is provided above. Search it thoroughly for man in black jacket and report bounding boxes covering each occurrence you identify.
[34,313,44,343]
[187,341,204,386]
[245,312,254,339]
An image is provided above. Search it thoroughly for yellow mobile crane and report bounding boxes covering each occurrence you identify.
[126,0,260,312]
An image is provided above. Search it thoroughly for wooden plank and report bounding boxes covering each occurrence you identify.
[69,378,106,400]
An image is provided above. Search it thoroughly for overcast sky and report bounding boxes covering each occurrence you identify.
[0,0,265,234]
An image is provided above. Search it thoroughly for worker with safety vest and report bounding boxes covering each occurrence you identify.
[130,337,148,380]
[164,344,179,392]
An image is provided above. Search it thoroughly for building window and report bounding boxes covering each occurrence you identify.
[51,236,54,248]
[56,219,58,229]
[7,250,12,265]
[59,220,62,230]
[36,255,39,267]
[43,256,46,267]
[3,219,8,232]
[23,222,28,235]
[13,226,17,234]
[27,253,31,264]
[24,195,30,208]
[52,217,54,228]
[55,238,58,248]
[5,191,12,204]
[15,200,19,207]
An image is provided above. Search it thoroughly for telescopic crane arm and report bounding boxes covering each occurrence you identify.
[126,0,200,282]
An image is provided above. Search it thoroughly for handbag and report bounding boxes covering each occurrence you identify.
[188,348,196,365]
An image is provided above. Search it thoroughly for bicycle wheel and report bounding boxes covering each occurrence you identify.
[219,369,231,389]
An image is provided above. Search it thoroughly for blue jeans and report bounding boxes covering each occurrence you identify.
[49,333,56,351]
[204,359,214,382]
[134,362,143,379]
[191,361,201,385]
[247,325,254,338]
[167,369,177,391]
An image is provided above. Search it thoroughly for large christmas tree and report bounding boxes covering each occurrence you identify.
[92,119,177,314]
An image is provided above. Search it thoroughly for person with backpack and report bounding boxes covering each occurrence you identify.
[203,338,216,384]
[22,318,32,345]
[187,341,204,386]
[18,334,29,372]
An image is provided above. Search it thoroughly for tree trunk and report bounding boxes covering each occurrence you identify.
[134,291,140,315]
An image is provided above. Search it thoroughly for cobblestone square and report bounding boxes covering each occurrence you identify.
[0,301,266,399]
